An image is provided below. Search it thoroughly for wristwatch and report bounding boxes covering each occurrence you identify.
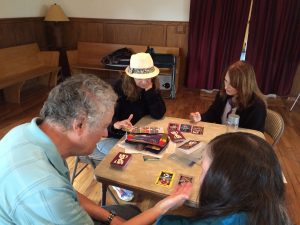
[106,211,116,225]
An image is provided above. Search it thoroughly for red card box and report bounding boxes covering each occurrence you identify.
[110,152,132,169]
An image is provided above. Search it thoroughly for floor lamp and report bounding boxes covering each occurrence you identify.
[44,4,70,81]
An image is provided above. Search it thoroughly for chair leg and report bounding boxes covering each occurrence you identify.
[71,156,89,184]
[290,93,300,111]
[71,156,80,184]
[108,187,120,205]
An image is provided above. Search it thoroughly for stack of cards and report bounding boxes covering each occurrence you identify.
[168,123,204,135]
[110,152,132,169]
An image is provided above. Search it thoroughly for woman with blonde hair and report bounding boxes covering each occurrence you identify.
[190,61,266,132]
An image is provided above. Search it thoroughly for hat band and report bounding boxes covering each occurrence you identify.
[127,66,155,74]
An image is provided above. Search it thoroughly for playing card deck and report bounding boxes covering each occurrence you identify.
[156,171,175,187]
[110,152,132,169]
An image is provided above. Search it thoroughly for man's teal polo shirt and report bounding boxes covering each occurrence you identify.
[0,118,93,224]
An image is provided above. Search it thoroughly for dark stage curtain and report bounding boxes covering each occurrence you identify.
[246,0,300,95]
[186,0,251,89]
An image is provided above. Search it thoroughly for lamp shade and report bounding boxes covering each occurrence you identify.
[44,4,69,22]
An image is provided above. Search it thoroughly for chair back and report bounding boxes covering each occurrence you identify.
[265,109,285,146]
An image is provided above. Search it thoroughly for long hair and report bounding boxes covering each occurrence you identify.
[198,132,291,225]
[222,61,266,109]
[122,75,160,101]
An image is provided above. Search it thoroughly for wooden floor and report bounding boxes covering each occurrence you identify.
[0,88,299,224]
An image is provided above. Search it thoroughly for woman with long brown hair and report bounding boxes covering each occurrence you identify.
[190,61,266,132]
[154,132,291,225]
[90,52,166,201]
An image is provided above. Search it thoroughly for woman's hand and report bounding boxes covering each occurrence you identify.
[154,182,192,215]
[114,114,134,131]
[190,112,201,123]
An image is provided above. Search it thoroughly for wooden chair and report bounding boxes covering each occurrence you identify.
[71,156,119,204]
[265,109,285,146]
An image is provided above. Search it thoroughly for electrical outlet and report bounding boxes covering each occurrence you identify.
[158,75,172,90]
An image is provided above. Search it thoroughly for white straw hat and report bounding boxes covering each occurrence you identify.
[125,53,159,79]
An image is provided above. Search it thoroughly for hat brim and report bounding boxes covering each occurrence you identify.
[125,66,160,79]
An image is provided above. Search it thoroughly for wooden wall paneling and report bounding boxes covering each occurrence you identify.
[0,18,47,50]
[0,22,18,48]
[33,21,48,50]
[13,21,36,45]
[62,22,79,49]
[166,24,189,88]
[103,23,166,46]
[78,22,104,43]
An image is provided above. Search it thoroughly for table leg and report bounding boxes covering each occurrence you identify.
[101,184,108,206]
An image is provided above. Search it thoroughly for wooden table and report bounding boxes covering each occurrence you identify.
[94,116,264,207]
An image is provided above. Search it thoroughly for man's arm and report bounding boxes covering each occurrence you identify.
[77,191,125,225]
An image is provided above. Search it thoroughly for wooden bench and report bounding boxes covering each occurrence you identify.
[67,42,180,98]
[0,43,60,104]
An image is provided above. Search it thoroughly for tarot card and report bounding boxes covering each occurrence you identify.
[155,171,175,187]
[191,126,204,135]
[180,124,192,133]
[168,130,186,143]
[178,174,193,185]
[177,140,207,155]
[168,123,180,132]
[178,140,201,150]
[110,152,132,169]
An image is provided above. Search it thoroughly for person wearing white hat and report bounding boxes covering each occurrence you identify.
[90,52,166,201]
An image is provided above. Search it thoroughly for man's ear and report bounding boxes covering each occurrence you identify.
[72,116,86,135]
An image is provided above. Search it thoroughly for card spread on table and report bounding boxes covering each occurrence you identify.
[168,130,186,143]
[168,123,180,132]
[110,152,132,168]
[130,126,164,134]
[178,174,193,185]
[180,124,192,133]
[192,126,204,135]
[155,171,175,187]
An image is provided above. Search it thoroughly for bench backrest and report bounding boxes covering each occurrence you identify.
[74,42,180,66]
[0,43,59,86]
[0,44,44,78]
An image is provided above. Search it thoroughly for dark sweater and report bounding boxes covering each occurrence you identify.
[108,79,166,138]
[201,92,266,132]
